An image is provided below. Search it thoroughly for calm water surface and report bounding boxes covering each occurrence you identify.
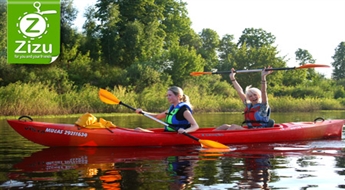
[1,111,345,190]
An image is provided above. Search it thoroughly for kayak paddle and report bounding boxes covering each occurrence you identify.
[98,88,230,149]
[190,64,330,76]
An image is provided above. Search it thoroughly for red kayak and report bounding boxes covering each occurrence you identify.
[7,116,345,147]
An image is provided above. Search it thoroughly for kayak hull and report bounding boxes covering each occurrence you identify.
[7,118,345,147]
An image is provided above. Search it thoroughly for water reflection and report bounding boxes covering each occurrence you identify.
[239,154,272,189]
[2,141,345,189]
[5,146,202,189]
[165,155,198,190]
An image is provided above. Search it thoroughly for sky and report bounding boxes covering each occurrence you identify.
[73,0,345,78]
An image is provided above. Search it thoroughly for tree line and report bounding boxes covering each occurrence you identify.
[0,0,344,116]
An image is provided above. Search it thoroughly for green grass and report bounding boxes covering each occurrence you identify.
[0,82,344,117]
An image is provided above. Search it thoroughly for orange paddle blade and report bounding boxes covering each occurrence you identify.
[199,139,230,149]
[99,89,120,105]
[190,72,213,76]
[297,64,330,69]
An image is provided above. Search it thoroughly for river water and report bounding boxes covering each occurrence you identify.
[1,111,345,190]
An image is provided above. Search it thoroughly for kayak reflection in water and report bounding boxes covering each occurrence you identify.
[165,156,198,190]
[239,154,272,189]
[99,169,122,189]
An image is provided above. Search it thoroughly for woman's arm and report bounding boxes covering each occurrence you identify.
[230,68,246,102]
[180,110,199,133]
[261,66,273,104]
[135,109,168,119]
[155,110,168,119]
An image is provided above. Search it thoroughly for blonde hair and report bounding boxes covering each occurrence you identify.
[245,85,262,103]
[168,86,193,108]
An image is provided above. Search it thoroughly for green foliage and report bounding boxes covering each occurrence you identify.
[338,98,345,107]
[334,87,345,99]
[271,84,333,99]
[295,48,316,65]
[28,66,74,94]
[123,62,172,92]
[59,39,84,64]
[295,49,318,80]
[237,28,276,48]
[0,1,6,55]
[160,0,198,49]
[165,45,204,86]
[0,82,61,115]
[218,34,237,71]
[270,96,343,112]
[0,81,344,116]
[281,69,307,86]
[96,0,167,68]
[60,0,79,49]
[319,98,344,110]
[182,76,242,112]
[198,28,220,70]
[184,75,236,97]
[0,62,74,93]
[334,79,345,98]
[136,83,169,112]
[80,6,102,61]
[229,45,286,88]
[60,84,105,113]
[332,42,345,80]
[335,78,345,87]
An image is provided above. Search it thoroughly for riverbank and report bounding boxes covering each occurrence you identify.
[1,82,344,116]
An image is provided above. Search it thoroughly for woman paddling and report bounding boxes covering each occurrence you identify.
[135,86,199,133]
[214,67,274,130]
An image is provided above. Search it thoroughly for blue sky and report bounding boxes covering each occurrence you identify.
[73,0,345,78]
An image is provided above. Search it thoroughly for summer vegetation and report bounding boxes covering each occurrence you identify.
[0,0,345,116]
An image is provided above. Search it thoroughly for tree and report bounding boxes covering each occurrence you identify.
[123,62,172,92]
[160,0,201,49]
[233,45,285,88]
[80,5,102,61]
[295,48,316,65]
[229,28,286,87]
[295,48,317,81]
[332,42,345,80]
[95,1,121,66]
[95,0,166,68]
[60,0,79,47]
[237,28,276,48]
[217,34,237,73]
[198,28,220,71]
[164,45,204,86]
[58,0,82,65]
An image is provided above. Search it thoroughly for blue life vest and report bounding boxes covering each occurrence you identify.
[165,102,192,131]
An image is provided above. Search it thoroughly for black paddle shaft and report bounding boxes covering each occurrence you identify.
[213,67,297,74]
[120,102,136,111]
[182,132,199,141]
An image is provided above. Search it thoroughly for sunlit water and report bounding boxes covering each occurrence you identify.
[1,111,345,189]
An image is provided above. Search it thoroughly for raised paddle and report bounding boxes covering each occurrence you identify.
[98,88,229,149]
[190,64,330,76]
